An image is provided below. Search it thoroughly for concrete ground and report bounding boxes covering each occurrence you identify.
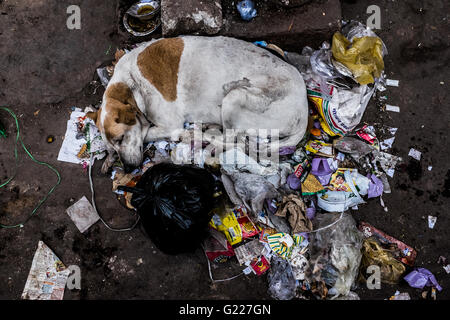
[0,0,448,300]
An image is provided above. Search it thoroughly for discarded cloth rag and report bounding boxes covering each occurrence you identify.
[275,194,313,233]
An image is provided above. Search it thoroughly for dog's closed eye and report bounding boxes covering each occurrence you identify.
[114,135,124,144]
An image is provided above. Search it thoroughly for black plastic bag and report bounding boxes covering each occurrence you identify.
[119,163,217,254]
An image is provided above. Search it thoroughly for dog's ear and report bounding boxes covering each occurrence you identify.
[86,111,98,123]
[116,104,137,126]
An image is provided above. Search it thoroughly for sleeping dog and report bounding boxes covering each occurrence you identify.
[87,36,309,173]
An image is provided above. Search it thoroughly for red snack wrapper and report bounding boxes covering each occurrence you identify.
[359,221,417,266]
[204,229,235,263]
[233,207,259,240]
[258,227,278,243]
[356,125,376,144]
[250,256,270,276]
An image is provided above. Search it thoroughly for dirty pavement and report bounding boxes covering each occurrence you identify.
[0,0,449,303]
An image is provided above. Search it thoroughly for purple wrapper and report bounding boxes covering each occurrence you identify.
[287,173,302,190]
[311,158,333,176]
[265,199,278,214]
[299,232,309,241]
[316,173,332,186]
[367,174,384,198]
[306,206,316,220]
[279,146,296,155]
[404,268,442,291]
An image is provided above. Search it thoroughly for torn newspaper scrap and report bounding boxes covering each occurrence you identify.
[22,241,70,300]
[57,108,106,165]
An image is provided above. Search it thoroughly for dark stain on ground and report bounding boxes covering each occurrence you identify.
[405,160,422,181]
[53,226,67,241]
[400,40,449,64]
[443,170,450,197]
[72,234,118,276]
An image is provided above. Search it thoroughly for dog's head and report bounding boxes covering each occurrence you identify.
[87,82,148,172]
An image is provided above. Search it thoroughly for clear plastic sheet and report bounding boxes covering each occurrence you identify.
[307,213,363,299]
[267,256,298,300]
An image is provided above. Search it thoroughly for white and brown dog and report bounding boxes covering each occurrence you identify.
[87,36,309,173]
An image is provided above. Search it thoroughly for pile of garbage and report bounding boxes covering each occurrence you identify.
[53,21,444,301]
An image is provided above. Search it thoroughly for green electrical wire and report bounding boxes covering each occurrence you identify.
[0,106,61,229]
[0,119,6,138]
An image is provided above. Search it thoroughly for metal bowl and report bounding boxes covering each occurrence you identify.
[126,0,160,21]
[123,13,161,37]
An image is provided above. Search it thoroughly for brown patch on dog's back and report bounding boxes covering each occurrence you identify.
[137,38,184,102]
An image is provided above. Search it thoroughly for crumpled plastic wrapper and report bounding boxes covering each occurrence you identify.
[306,79,375,136]
[221,171,280,214]
[359,238,406,284]
[289,246,309,280]
[404,268,442,291]
[372,150,403,178]
[220,148,279,176]
[331,23,385,85]
[310,42,341,80]
[333,136,374,162]
[237,0,257,21]
[267,256,297,300]
[307,213,363,299]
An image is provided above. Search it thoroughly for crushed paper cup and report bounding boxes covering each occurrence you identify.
[428,216,437,229]
[444,265,450,274]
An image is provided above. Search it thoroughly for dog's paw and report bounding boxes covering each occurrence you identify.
[84,105,97,114]
[101,159,113,175]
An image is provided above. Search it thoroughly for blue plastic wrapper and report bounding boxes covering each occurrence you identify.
[237,0,257,21]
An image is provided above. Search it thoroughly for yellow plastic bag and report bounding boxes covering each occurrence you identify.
[210,210,242,246]
[359,238,406,284]
[331,32,384,85]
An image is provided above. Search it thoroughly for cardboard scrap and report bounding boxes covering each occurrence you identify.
[66,196,100,233]
[385,104,400,113]
[408,148,422,161]
[234,239,264,266]
[386,79,399,87]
